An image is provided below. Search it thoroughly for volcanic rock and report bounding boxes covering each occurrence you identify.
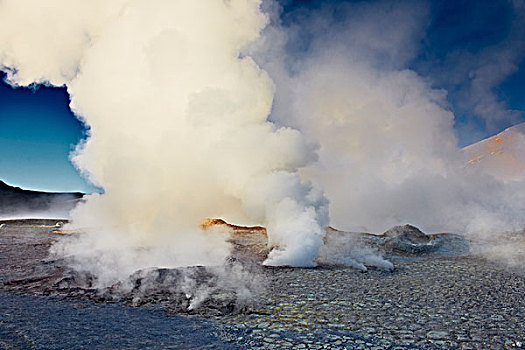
[381,224,442,255]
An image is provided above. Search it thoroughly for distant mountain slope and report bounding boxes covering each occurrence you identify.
[463,123,525,181]
[0,180,83,218]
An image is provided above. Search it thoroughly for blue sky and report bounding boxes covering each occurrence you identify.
[0,73,94,192]
[0,0,523,192]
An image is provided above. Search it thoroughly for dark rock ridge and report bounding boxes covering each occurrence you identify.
[202,220,468,260]
[0,180,83,217]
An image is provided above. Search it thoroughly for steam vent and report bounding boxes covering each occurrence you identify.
[1,0,525,348]
[1,215,523,348]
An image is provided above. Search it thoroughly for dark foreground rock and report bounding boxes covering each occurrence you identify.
[1,219,525,349]
[0,291,246,350]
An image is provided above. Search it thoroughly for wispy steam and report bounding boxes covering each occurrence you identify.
[251,0,525,239]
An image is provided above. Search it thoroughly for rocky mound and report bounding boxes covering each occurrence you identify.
[381,224,443,255]
[47,263,262,316]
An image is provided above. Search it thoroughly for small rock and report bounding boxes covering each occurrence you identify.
[427,331,448,340]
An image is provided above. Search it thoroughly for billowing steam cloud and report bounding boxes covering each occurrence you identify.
[0,0,329,284]
[249,0,525,240]
[1,0,524,281]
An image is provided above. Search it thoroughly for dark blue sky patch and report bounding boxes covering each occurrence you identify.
[424,0,512,56]
[0,72,95,192]
[499,58,525,112]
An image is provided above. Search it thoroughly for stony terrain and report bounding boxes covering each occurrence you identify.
[1,219,524,349]
[0,291,245,350]
[219,259,525,349]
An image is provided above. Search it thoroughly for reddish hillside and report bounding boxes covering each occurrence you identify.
[463,123,525,181]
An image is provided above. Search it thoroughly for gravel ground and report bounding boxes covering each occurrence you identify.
[0,291,245,350]
[1,219,525,349]
[218,259,525,349]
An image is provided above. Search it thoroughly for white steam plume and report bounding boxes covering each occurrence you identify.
[3,0,524,276]
[0,0,329,283]
[251,0,525,239]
